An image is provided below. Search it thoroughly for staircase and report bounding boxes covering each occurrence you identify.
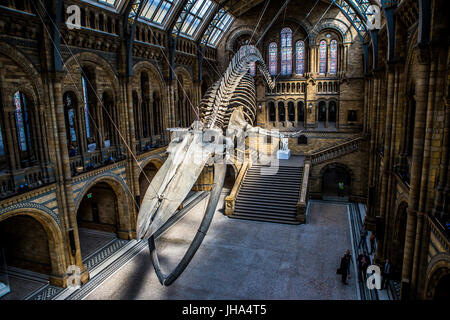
[230,164,303,224]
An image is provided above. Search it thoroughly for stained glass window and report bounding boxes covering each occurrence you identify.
[14,91,31,152]
[82,76,92,139]
[280,28,292,76]
[269,42,277,76]
[295,40,305,75]
[0,122,4,156]
[319,40,327,74]
[249,62,256,77]
[65,95,77,143]
[330,39,338,74]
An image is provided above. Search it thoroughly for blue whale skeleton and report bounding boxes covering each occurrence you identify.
[136,45,277,285]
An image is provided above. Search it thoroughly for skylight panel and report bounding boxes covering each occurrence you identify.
[175,0,214,37]
[203,9,234,47]
[140,0,176,26]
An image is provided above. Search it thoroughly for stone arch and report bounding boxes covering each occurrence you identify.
[319,162,353,197]
[0,42,45,104]
[132,61,165,94]
[424,253,450,299]
[310,18,352,44]
[62,51,120,102]
[138,158,163,206]
[0,206,67,284]
[174,66,194,127]
[390,200,409,277]
[225,27,258,53]
[74,173,132,238]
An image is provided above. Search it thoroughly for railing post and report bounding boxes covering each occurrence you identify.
[296,160,310,223]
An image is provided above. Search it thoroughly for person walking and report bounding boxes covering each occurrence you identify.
[358,225,368,249]
[369,232,376,255]
[381,258,392,290]
[344,249,352,279]
[339,254,349,285]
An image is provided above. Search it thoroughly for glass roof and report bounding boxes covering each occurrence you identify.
[140,0,176,26]
[203,8,234,47]
[175,0,215,37]
[86,0,124,9]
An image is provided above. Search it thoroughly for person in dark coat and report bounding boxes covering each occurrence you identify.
[369,232,376,255]
[357,251,371,282]
[339,254,349,285]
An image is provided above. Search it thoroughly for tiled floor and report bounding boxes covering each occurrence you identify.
[84,197,357,300]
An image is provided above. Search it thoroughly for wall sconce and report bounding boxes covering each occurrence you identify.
[308,102,313,113]
[258,103,262,111]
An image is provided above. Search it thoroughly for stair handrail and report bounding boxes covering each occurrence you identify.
[225,159,250,216]
[296,161,310,223]
[306,135,365,164]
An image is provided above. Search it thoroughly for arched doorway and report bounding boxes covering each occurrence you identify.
[328,101,337,128]
[0,211,65,299]
[297,101,305,127]
[433,273,450,300]
[139,160,161,204]
[77,182,120,259]
[390,202,408,279]
[321,163,351,197]
[224,165,236,191]
[318,101,327,128]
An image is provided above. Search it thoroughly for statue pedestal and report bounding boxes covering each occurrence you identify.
[277,149,291,159]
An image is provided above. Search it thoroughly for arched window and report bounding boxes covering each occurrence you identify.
[330,40,338,74]
[14,91,34,163]
[82,75,93,145]
[64,92,79,156]
[288,102,295,121]
[278,102,285,122]
[319,40,327,74]
[0,120,5,157]
[102,92,114,148]
[295,40,305,75]
[268,102,276,122]
[268,42,277,76]
[152,91,161,136]
[297,101,305,122]
[280,28,292,76]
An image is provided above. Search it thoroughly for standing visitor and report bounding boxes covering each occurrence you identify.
[344,249,352,279]
[357,251,371,282]
[369,233,376,255]
[358,225,368,249]
[381,258,392,290]
[338,181,344,197]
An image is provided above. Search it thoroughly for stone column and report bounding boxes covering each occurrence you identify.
[401,48,430,299]
[378,63,396,243]
[411,47,439,297]
[50,72,88,286]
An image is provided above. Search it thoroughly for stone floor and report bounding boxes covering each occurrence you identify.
[0,276,45,300]
[84,197,357,300]
[78,228,117,260]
